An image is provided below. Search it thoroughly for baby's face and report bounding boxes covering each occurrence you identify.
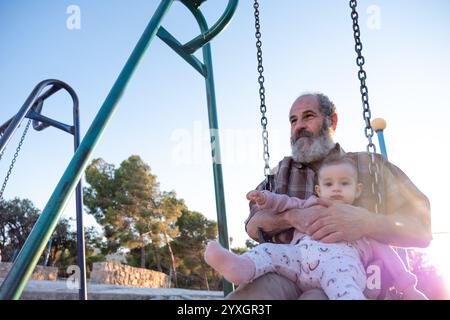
[316,163,361,204]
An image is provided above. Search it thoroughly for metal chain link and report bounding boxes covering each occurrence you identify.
[0,119,32,201]
[349,0,382,213]
[254,0,271,180]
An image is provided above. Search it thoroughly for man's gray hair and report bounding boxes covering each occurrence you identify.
[294,92,336,117]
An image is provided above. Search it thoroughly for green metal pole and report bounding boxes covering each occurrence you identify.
[192,10,234,297]
[0,0,174,300]
[157,0,238,296]
[204,49,234,297]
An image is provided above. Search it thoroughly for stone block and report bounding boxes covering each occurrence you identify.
[90,262,168,288]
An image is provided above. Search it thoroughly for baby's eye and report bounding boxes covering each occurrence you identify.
[325,183,332,187]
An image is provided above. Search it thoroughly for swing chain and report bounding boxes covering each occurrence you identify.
[254,0,271,179]
[350,0,382,213]
[0,119,32,201]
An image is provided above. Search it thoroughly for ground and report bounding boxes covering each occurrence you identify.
[0,279,224,300]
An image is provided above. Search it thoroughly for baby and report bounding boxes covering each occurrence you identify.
[205,155,427,300]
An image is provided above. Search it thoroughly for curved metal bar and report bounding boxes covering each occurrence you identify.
[180,0,238,54]
[0,80,78,137]
[0,81,79,143]
[0,80,69,154]
[32,82,79,131]
[0,79,87,300]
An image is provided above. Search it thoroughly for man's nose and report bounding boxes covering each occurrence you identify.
[293,121,307,135]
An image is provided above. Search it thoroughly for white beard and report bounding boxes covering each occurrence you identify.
[291,128,335,163]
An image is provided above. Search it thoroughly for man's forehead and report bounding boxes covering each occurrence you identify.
[289,96,320,116]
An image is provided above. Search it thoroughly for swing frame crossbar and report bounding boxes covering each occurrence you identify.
[0,0,238,300]
[0,79,88,300]
[0,80,78,143]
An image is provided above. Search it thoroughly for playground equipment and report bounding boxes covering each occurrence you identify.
[0,0,239,299]
[252,0,411,299]
[253,0,388,223]
[0,80,87,299]
[0,0,431,300]
[371,118,410,270]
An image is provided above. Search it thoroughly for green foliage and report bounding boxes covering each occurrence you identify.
[0,198,101,278]
[84,156,160,264]
[231,239,257,255]
[0,198,40,259]
[84,155,188,280]
[0,198,78,267]
[171,209,221,290]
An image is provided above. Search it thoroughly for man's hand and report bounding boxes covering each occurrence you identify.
[305,204,373,243]
[286,205,329,234]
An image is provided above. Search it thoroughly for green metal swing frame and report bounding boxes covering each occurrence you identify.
[0,0,239,299]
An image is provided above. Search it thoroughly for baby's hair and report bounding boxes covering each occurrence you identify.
[317,154,359,181]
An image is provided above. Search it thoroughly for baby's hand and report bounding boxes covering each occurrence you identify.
[246,190,267,206]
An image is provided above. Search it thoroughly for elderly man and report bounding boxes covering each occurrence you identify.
[226,93,431,300]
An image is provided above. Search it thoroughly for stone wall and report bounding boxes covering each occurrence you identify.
[0,262,58,280]
[90,262,168,288]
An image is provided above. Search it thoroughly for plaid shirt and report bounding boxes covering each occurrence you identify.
[245,143,431,243]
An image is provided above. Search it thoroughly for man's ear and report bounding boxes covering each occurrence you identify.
[331,113,338,131]
[315,185,321,196]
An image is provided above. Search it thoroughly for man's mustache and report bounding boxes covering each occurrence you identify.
[295,130,313,140]
[291,130,314,145]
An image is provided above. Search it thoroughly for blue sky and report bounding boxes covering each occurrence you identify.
[1,0,449,260]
